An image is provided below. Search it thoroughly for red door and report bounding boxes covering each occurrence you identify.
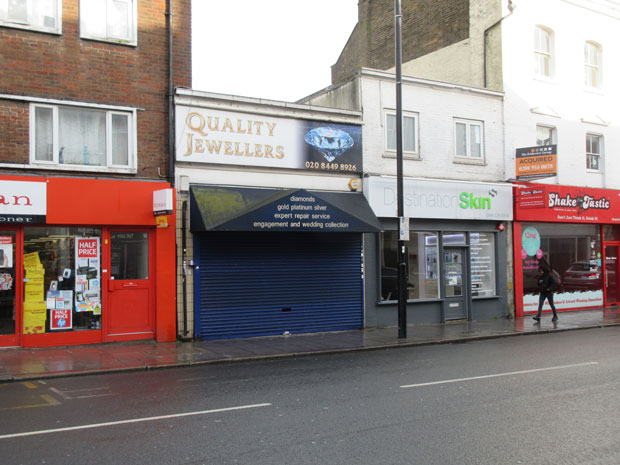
[0,228,20,347]
[105,230,154,341]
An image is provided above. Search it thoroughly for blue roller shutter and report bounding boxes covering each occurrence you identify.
[196,232,363,340]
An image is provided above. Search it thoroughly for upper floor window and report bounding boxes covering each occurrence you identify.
[385,111,419,155]
[454,119,483,160]
[536,125,556,146]
[80,0,136,45]
[586,133,602,172]
[0,0,61,34]
[31,103,136,172]
[534,26,554,78]
[584,41,602,88]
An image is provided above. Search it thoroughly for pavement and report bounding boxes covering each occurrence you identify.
[1,308,620,382]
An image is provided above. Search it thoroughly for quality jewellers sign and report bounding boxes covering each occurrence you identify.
[515,183,620,223]
[365,176,513,220]
[175,105,363,174]
[0,181,46,224]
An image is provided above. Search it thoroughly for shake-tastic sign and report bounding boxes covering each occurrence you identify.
[515,183,619,223]
[0,180,46,224]
[175,106,363,173]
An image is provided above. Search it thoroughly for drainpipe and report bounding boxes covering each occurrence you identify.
[182,200,189,337]
[166,0,175,187]
[483,1,515,88]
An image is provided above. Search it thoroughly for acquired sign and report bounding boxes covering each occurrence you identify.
[515,145,557,180]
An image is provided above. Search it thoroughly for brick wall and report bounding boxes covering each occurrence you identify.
[0,0,191,179]
[332,0,469,85]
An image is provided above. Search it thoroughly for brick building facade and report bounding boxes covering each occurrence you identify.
[331,0,469,85]
[0,0,191,348]
[0,0,191,178]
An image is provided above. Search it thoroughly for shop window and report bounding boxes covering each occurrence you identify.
[23,227,102,334]
[470,232,496,297]
[111,232,148,280]
[534,26,554,78]
[586,133,603,172]
[380,231,439,301]
[31,103,135,173]
[80,0,136,45]
[454,119,483,160]
[521,223,602,312]
[385,111,419,156]
[0,232,16,335]
[584,41,602,89]
[536,125,555,146]
[0,0,61,34]
[603,225,620,242]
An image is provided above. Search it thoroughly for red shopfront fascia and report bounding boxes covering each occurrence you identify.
[513,182,620,317]
[0,175,176,348]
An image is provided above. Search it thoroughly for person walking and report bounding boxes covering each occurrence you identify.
[533,266,558,322]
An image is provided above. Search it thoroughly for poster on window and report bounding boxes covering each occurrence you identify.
[75,237,101,314]
[0,236,12,268]
[49,290,73,330]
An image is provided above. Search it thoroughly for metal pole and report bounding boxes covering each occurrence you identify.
[395,0,407,338]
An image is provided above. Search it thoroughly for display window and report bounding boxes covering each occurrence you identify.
[381,230,498,302]
[23,227,102,334]
[0,231,17,336]
[520,222,603,312]
[381,231,439,301]
[470,232,496,297]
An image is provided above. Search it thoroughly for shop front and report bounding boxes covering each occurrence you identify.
[514,183,620,316]
[189,185,381,340]
[363,176,513,326]
[0,176,176,348]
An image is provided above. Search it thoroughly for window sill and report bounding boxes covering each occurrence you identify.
[378,298,442,305]
[453,157,486,166]
[472,295,501,300]
[0,21,61,35]
[81,35,137,47]
[586,169,603,174]
[584,86,604,96]
[23,162,137,175]
[382,152,421,161]
[533,75,557,85]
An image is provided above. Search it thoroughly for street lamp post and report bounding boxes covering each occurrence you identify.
[395,0,407,339]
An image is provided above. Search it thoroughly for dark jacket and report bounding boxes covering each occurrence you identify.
[537,272,556,294]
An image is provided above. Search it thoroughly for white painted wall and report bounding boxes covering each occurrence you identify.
[358,70,505,183]
[501,0,620,188]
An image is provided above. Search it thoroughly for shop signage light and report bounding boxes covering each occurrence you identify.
[0,180,46,224]
[153,188,173,216]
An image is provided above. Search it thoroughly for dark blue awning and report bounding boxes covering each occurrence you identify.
[190,186,382,233]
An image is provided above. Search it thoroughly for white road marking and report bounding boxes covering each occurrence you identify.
[0,403,272,440]
[400,362,599,389]
[50,387,116,399]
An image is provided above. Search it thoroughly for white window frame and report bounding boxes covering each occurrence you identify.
[29,102,137,174]
[0,0,62,34]
[79,0,137,46]
[586,133,603,172]
[454,118,484,161]
[534,26,554,79]
[536,125,556,146]
[384,110,419,158]
[584,41,602,89]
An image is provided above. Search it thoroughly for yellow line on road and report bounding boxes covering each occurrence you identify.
[0,394,60,411]
[22,382,37,389]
